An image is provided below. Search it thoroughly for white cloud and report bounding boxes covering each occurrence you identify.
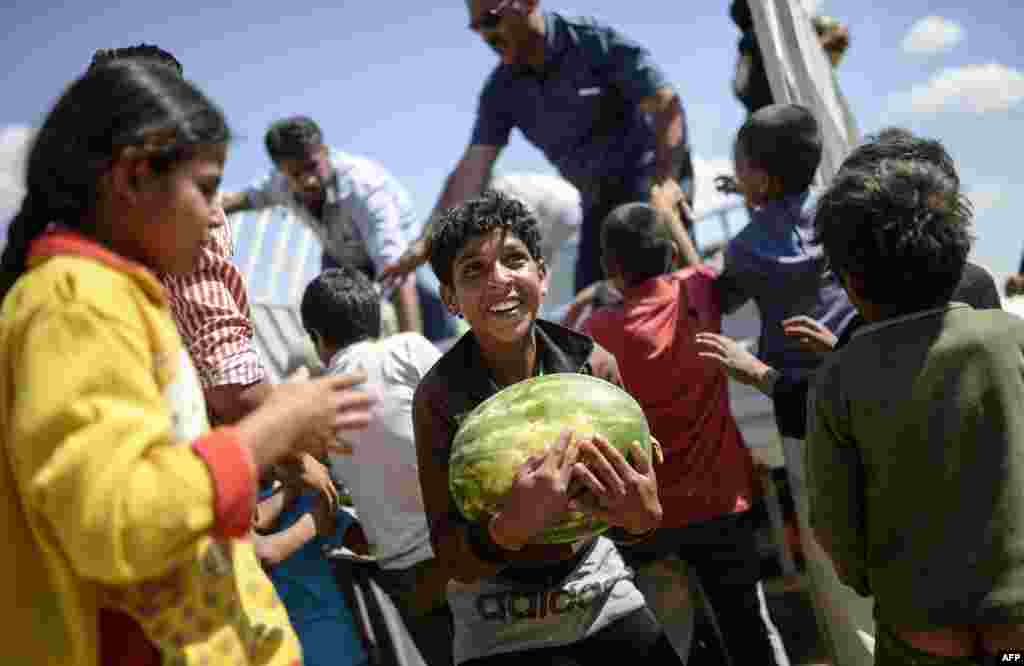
[692,155,739,217]
[0,125,33,235]
[887,63,1024,114]
[901,16,965,55]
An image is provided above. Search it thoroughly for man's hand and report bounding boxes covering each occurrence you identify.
[380,238,429,291]
[570,436,661,535]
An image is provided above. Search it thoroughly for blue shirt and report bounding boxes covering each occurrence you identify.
[716,191,856,377]
[471,12,671,198]
[262,490,367,665]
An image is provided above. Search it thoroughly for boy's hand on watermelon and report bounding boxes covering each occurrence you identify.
[489,429,580,550]
[570,436,662,535]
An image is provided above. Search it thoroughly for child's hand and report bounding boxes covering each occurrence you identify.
[570,437,661,535]
[311,493,337,537]
[283,370,375,439]
[782,316,838,354]
[293,453,340,517]
[695,332,775,390]
[489,430,579,550]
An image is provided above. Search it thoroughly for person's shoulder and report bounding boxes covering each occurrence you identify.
[387,332,442,365]
[555,12,622,43]
[28,256,157,316]
[331,150,395,187]
[414,334,469,403]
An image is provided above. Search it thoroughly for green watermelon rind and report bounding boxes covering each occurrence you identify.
[449,373,651,545]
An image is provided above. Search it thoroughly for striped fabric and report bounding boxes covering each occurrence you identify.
[161,211,266,390]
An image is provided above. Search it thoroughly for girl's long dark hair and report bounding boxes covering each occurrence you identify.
[0,60,230,302]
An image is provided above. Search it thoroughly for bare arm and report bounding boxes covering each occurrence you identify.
[379,145,501,286]
[206,378,273,426]
[639,87,686,184]
[650,184,701,268]
[252,513,319,567]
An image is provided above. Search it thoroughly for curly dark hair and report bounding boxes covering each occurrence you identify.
[842,128,959,187]
[88,44,183,76]
[265,116,323,164]
[301,266,381,349]
[428,189,544,288]
[814,156,973,315]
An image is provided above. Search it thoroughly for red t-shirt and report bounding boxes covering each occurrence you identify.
[583,266,755,528]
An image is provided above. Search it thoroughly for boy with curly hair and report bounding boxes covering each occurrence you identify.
[809,144,1024,664]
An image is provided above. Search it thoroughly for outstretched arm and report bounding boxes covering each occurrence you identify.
[380,145,501,288]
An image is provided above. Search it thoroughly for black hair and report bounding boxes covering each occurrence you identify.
[428,189,544,288]
[301,267,381,349]
[265,116,323,164]
[842,127,959,187]
[600,203,674,286]
[0,60,231,302]
[88,43,184,76]
[814,154,973,315]
[736,104,822,196]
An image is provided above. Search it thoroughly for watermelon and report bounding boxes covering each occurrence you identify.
[449,373,652,544]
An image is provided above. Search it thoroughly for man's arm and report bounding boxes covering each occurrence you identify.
[640,86,687,186]
[379,145,501,285]
[206,380,273,426]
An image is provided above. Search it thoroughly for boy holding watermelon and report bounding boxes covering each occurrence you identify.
[412,190,673,665]
[582,201,786,666]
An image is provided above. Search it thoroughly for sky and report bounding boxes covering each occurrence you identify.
[1,0,1023,297]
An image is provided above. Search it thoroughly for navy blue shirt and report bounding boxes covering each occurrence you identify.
[715,191,857,378]
[471,12,671,197]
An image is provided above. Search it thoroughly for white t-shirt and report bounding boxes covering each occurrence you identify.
[490,173,583,268]
[326,332,441,570]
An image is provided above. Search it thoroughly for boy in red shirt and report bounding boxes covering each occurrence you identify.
[584,202,785,665]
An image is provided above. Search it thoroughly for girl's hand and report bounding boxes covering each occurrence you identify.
[695,332,774,388]
[281,370,375,441]
[241,371,376,472]
[570,437,661,535]
[782,316,837,354]
[489,430,579,550]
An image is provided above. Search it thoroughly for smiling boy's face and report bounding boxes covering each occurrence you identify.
[442,228,547,347]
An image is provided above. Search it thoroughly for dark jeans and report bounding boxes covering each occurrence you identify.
[462,606,677,666]
[373,557,455,666]
[320,252,456,343]
[619,506,782,666]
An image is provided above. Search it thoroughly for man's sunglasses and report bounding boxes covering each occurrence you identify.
[470,0,513,31]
